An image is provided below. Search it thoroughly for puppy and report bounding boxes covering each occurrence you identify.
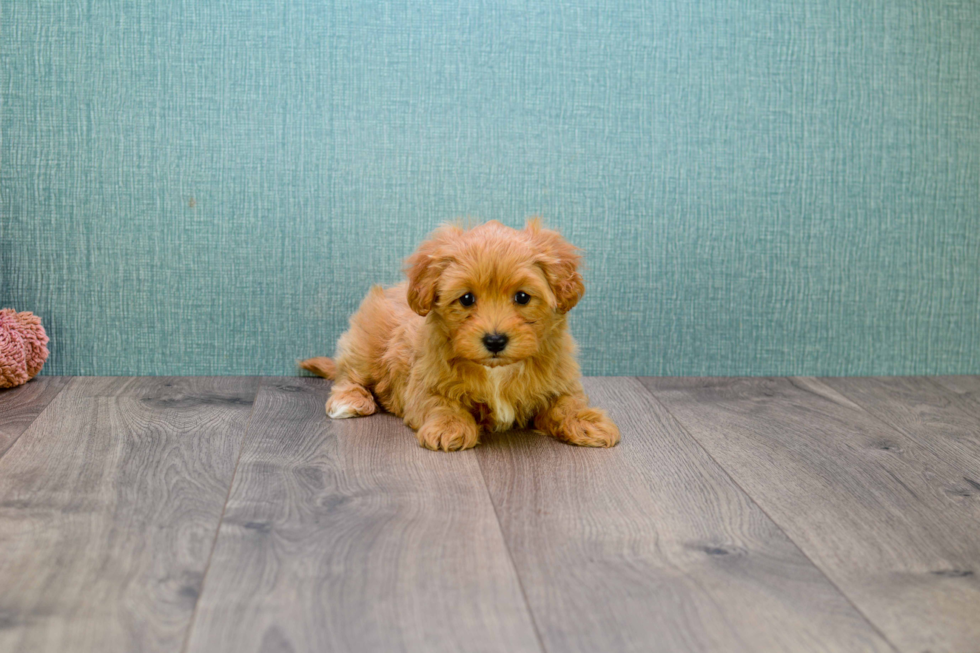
[300,219,620,451]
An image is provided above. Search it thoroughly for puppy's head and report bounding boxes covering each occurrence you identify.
[405,218,584,367]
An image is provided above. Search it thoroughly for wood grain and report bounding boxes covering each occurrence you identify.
[185,377,542,653]
[641,376,980,653]
[0,376,260,653]
[821,376,980,483]
[476,377,894,653]
[0,376,71,459]
[932,376,980,410]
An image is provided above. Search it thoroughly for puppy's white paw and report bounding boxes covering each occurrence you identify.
[324,385,377,420]
[327,402,358,419]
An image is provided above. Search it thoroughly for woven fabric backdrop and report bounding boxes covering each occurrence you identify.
[2,1,978,376]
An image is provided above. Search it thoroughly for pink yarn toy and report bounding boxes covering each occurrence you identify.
[0,309,49,389]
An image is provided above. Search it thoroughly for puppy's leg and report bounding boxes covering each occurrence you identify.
[415,405,481,452]
[326,380,377,419]
[534,393,620,448]
[321,286,393,420]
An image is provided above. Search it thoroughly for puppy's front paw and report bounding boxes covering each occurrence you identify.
[417,414,480,452]
[554,408,620,448]
[326,383,377,419]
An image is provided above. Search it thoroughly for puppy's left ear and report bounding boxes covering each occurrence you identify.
[525,218,585,314]
[404,224,460,316]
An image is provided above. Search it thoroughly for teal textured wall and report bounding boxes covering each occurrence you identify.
[2,1,978,377]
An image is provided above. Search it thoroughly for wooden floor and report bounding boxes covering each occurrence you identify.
[1,376,978,653]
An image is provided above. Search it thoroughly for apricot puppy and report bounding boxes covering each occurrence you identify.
[300,219,620,451]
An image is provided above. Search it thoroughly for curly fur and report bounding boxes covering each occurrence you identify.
[301,219,619,451]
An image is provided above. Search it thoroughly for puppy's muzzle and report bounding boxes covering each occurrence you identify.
[482,332,509,354]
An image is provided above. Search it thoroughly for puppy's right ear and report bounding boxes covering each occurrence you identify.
[404,224,460,316]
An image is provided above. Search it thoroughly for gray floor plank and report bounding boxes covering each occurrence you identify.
[0,376,71,459]
[185,377,542,653]
[821,376,980,483]
[641,376,980,653]
[932,375,980,410]
[0,376,260,653]
[476,377,894,653]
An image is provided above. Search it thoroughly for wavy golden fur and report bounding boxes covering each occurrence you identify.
[300,218,619,451]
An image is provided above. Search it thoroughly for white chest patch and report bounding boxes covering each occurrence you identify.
[484,365,518,431]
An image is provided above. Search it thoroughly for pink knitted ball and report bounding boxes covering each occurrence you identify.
[0,309,49,389]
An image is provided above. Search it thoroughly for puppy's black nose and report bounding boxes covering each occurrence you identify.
[482,332,509,354]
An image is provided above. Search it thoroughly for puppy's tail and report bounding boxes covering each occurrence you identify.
[299,356,337,380]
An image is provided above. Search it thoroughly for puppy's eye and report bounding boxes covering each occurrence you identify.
[514,291,531,305]
[459,292,476,307]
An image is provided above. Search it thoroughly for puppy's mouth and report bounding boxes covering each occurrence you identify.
[481,355,517,368]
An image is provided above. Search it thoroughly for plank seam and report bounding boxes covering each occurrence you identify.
[179,377,265,653]
[633,376,903,653]
[802,376,977,466]
[0,376,73,465]
[475,452,550,653]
